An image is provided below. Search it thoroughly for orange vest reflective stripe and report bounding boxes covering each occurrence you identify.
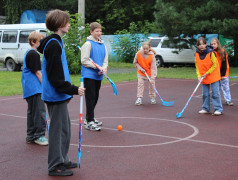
[195,52,221,84]
[137,51,153,76]
[214,49,229,77]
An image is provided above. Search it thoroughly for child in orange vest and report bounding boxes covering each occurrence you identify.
[210,38,234,106]
[133,42,157,105]
[195,37,223,115]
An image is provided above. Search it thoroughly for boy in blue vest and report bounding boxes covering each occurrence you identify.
[37,10,85,176]
[21,31,48,146]
[81,22,108,131]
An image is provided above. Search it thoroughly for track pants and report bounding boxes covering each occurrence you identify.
[84,78,102,123]
[26,93,46,141]
[47,101,71,171]
[220,77,232,102]
[137,74,156,99]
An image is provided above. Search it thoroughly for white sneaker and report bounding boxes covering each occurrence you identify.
[135,98,142,105]
[150,98,156,104]
[84,119,102,126]
[84,121,101,131]
[198,109,210,114]
[213,111,222,116]
[34,136,48,146]
[225,101,234,106]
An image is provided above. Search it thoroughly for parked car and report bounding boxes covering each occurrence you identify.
[149,36,196,67]
[0,23,47,71]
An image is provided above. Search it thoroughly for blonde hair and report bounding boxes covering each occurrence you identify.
[90,22,102,31]
[28,31,44,46]
[142,41,156,55]
[210,38,224,60]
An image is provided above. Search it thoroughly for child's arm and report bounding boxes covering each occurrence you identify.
[35,70,42,83]
[133,52,144,72]
[195,57,202,80]
[206,52,217,75]
[151,55,157,80]
[81,42,97,69]
[101,46,108,74]
[220,50,227,77]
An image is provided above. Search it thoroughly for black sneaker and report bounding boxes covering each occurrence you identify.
[48,165,73,176]
[63,162,77,169]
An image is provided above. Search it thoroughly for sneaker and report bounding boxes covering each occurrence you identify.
[63,162,77,169]
[198,109,210,114]
[135,98,142,105]
[225,101,234,106]
[84,119,102,126]
[213,111,222,116]
[150,98,156,104]
[48,165,73,176]
[85,121,101,131]
[34,136,48,146]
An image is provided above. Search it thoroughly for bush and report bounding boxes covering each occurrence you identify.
[63,13,90,74]
[113,22,143,63]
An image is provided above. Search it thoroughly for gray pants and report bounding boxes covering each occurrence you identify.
[26,94,46,141]
[47,101,71,171]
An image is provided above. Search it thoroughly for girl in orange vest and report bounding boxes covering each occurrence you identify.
[195,37,223,115]
[133,42,157,105]
[210,38,234,106]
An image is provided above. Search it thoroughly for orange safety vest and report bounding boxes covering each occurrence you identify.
[214,49,229,77]
[137,51,153,76]
[195,52,221,84]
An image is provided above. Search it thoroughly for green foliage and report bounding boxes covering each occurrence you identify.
[154,0,238,65]
[113,22,143,63]
[63,13,90,74]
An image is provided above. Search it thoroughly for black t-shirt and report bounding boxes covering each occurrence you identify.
[25,50,41,73]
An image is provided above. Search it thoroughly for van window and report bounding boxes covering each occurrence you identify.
[2,31,18,43]
[161,40,176,48]
[40,30,47,37]
[0,31,2,42]
[150,39,161,47]
[19,31,33,43]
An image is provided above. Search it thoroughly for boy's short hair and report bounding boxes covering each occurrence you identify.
[90,22,102,31]
[28,31,44,46]
[45,9,69,32]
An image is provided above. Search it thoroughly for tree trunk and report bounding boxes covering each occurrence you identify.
[232,35,238,66]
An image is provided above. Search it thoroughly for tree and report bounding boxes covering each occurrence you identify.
[2,0,78,23]
[154,0,238,65]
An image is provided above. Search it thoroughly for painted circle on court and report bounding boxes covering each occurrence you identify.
[71,117,199,148]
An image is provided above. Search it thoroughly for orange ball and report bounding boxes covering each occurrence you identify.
[117,125,123,131]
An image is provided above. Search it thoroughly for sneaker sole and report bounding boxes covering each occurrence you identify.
[84,126,101,131]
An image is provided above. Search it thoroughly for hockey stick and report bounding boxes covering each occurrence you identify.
[229,76,238,78]
[176,76,205,119]
[144,71,174,106]
[77,46,117,96]
[78,77,84,168]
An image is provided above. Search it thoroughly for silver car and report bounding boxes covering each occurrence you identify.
[149,36,196,67]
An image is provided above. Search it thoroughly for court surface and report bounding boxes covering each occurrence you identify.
[0,78,238,180]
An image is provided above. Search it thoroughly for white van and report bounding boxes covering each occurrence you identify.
[0,23,47,71]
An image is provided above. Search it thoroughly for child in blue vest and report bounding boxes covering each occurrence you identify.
[21,31,48,145]
[81,22,108,131]
[37,9,85,176]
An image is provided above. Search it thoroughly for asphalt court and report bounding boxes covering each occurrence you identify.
[0,78,238,180]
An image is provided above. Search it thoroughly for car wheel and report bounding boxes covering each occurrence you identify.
[156,56,164,67]
[6,58,17,71]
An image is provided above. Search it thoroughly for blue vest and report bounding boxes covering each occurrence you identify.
[21,49,42,99]
[81,40,105,80]
[41,38,72,102]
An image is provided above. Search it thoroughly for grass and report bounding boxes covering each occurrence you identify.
[0,64,237,96]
